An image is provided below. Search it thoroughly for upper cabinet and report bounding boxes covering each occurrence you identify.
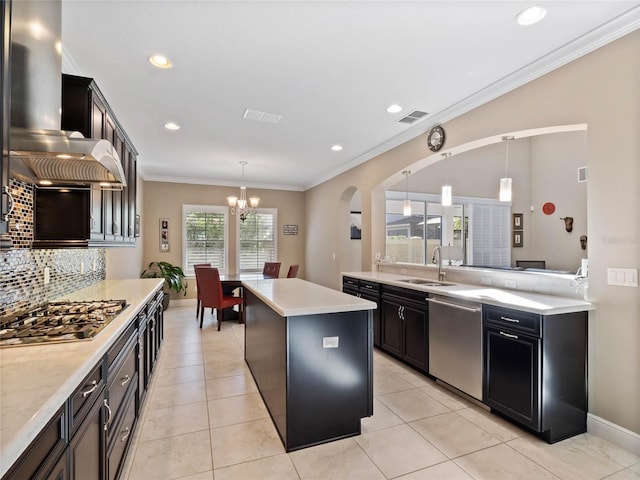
[0,0,13,250]
[33,74,137,248]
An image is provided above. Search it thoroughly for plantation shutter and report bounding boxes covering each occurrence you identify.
[183,206,227,276]
[239,210,277,272]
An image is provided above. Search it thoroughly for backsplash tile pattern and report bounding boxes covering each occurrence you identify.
[1,180,106,318]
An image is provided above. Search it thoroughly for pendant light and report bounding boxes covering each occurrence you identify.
[500,136,514,202]
[402,170,412,216]
[227,161,260,221]
[441,152,452,206]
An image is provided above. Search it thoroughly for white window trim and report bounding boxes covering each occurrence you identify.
[182,204,229,276]
[236,207,278,273]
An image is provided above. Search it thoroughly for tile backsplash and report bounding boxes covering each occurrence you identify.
[0,179,106,317]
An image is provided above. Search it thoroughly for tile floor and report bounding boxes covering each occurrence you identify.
[122,305,640,480]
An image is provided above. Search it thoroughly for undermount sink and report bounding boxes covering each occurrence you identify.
[398,279,455,287]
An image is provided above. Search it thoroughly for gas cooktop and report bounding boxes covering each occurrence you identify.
[0,299,128,347]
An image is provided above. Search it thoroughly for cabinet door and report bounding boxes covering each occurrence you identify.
[127,151,136,239]
[381,297,403,357]
[68,391,105,480]
[484,327,540,430]
[120,145,130,241]
[40,451,67,480]
[402,302,428,372]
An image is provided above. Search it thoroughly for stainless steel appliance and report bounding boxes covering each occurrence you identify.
[427,294,483,400]
[0,299,127,347]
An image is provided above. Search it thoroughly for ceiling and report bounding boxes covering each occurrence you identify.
[60,1,640,192]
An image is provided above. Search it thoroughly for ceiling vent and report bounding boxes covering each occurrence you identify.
[578,166,588,182]
[398,110,428,124]
[243,108,282,124]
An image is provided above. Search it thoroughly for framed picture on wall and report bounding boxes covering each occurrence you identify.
[513,213,523,230]
[350,211,362,240]
[160,218,170,252]
[513,230,523,248]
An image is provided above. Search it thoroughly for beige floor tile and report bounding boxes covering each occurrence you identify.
[419,383,474,411]
[410,412,501,458]
[205,374,257,400]
[128,430,212,480]
[154,364,206,387]
[361,398,404,433]
[399,370,436,388]
[202,346,244,363]
[605,469,640,480]
[207,392,268,428]
[453,443,559,480]
[395,460,474,479]
[214,453,299,480]
[173,472,214,480]
[630,463,640,474]
[571,434,640,467]
[374,369,416,395]
[161,351,204,368]
[378,388,450,422]
[508,434,636,480]
[140,401,209,441]
[160,341,203,356]
[456,406,525,442]
[210,418,285,468]
[354,424,448,478]
[290,437,385,480]
[147,380,207,410]
[204,359,251,379]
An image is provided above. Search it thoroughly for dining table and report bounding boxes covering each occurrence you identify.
[218,272,268,323]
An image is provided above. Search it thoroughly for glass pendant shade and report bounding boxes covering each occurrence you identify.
[441,185,452,206]
[403,199,412,216]
[499,177,512,202]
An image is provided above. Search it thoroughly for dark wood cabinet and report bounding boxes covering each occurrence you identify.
[380,286,428,373]
[342,277,381,347]
[38,73,139,248]
[68,390,105,480]
[0,0,12,250]
[483,305,587,443]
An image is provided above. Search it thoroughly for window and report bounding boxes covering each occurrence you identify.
[182,205,228,276]
[238,209,277,272]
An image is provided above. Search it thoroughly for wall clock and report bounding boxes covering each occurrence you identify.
[427,126,445,152]
[542,202,556,215]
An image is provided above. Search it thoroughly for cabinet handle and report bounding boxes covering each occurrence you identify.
[120,426,130,443]
[499,331,519,339]
[500,316,520,323]
[2,186,14,217]
[121,374,130,387]
[81,380,98,397]
[90,216,95,229]
[103,399,112,431]
[426,297,481,313]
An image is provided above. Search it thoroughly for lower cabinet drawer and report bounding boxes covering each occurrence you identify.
[106,388,137,480]
[69,362,105,437]
[107,340,137,421]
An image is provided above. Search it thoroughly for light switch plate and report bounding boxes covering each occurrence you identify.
[607,268,638,287]
[322,336,339,348]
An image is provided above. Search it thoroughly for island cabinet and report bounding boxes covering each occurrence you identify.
[58,73,138,247]
[380,285,429,373]
[243,279,374,452]
[483,304,587,443]
[342,276,381,346]
[2,289,164,480]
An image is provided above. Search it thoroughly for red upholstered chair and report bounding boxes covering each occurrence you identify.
[262,262,281,278]
[286,264,299,278]
[196,267,243,330]
[193,263,211,319]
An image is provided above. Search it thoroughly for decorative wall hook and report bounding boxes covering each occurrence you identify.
[580,235,587,250]
[560,217,574,232]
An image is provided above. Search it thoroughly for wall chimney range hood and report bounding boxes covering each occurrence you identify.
[8,0,126,187]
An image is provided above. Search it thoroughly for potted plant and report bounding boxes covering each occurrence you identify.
[141,261,188,310]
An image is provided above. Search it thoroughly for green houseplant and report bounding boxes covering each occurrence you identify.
[141,261,188,310]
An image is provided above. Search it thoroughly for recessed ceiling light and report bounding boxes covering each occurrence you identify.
[386,104,403,114]
[331,145,343,152]
[149,54,172,69]
[164,122,180,130]
[516,6,547,26]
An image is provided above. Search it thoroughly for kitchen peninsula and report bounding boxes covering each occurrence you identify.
[242,277,376,452]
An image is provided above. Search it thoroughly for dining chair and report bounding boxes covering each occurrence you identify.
[286,264,299,278]
[262,262,281,278]
[193,263,211,319]
[197,267,243,330]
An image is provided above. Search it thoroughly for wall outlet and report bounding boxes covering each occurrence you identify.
[322,336,339,348]
[92,260,97,272]
[481,276,492,286]
[44,267,50,285]
[607,268,638,287]
[80,261,85,274]
[504,279,517,289]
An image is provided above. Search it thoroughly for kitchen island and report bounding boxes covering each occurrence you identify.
[241,277,376,452]
[0,278,164,479]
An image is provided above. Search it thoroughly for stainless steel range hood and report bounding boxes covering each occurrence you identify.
[8,0,126,187]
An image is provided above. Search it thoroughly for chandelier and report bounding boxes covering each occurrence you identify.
[227,161,260,221]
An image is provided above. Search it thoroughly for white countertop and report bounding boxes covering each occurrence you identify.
[342,271,594,315]
[0,278,164,477]
[242,278,376,317]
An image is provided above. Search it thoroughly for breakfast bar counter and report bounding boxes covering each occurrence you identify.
[242,278,376,452]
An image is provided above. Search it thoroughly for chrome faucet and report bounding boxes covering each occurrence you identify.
[433,246,446,282]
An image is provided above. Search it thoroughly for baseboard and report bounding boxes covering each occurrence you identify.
[587,413,640,455]
[169,298,196,307]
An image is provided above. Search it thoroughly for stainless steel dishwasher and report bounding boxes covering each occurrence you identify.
[427,294,483,400]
